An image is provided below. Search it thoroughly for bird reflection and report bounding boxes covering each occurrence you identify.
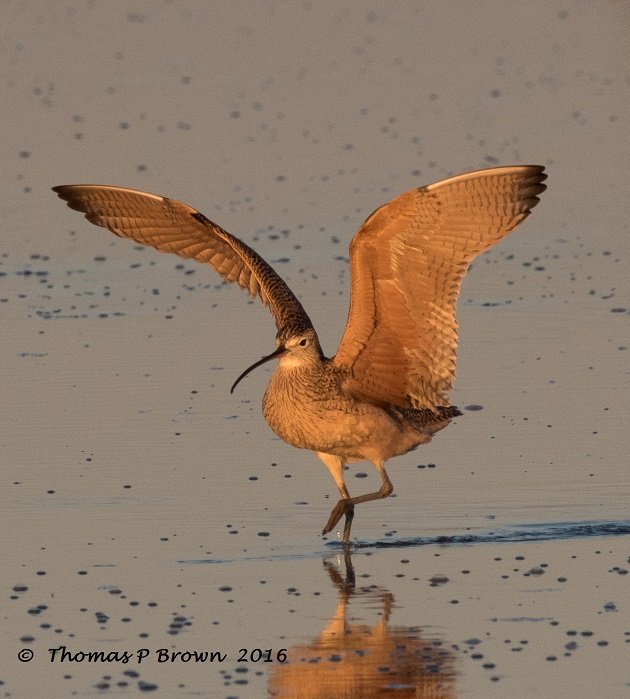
[268,549,456,698]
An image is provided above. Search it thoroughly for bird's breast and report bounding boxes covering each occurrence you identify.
[262,365,347,450]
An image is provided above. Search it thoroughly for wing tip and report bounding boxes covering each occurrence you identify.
[52,184,168,203]
[51,185,95,214]
[52,185,85,214]
[523,164,547,184]
[521,166,548,211]
[52,184,71,199]
[426,163,548,192]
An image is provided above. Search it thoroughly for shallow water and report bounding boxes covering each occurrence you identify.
[3,2,629,697]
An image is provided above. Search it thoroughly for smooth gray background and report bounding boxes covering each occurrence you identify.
[3,2,629,697]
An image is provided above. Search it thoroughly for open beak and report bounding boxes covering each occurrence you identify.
[230,345,287,394]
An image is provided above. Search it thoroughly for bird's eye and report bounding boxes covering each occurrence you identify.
[298,338,308,347]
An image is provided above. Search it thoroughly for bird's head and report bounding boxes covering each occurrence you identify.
[230,326,322,394]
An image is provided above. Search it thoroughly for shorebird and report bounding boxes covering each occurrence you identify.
[53,165,546,544]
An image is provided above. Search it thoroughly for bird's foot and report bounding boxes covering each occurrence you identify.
[322,499,354,536]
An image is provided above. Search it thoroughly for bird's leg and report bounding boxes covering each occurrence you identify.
[317,452,354,541]
[339,465,393,541]
[330,464,393,543]
[348,462,393,507]
[323,497,354,540]
[318,453,393,544]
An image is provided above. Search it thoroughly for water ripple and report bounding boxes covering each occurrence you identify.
[181,519,630,565]
[352,519,630,550]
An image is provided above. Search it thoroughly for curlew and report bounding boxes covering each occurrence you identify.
[53,165,546,544]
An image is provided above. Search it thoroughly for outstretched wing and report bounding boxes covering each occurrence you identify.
[52,185,312,333]
[333,165,547,409]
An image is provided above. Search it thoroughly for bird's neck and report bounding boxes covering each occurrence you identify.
[277,353,324,371]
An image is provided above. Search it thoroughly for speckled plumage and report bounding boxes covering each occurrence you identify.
[262,351,460,460]
[53,165,547,543]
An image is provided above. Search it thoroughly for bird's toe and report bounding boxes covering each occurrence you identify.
[322,499,354,535]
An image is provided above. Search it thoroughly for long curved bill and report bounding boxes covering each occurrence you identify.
[230,345,287,394]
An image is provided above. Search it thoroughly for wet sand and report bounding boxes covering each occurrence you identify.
[3,2,629,697]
